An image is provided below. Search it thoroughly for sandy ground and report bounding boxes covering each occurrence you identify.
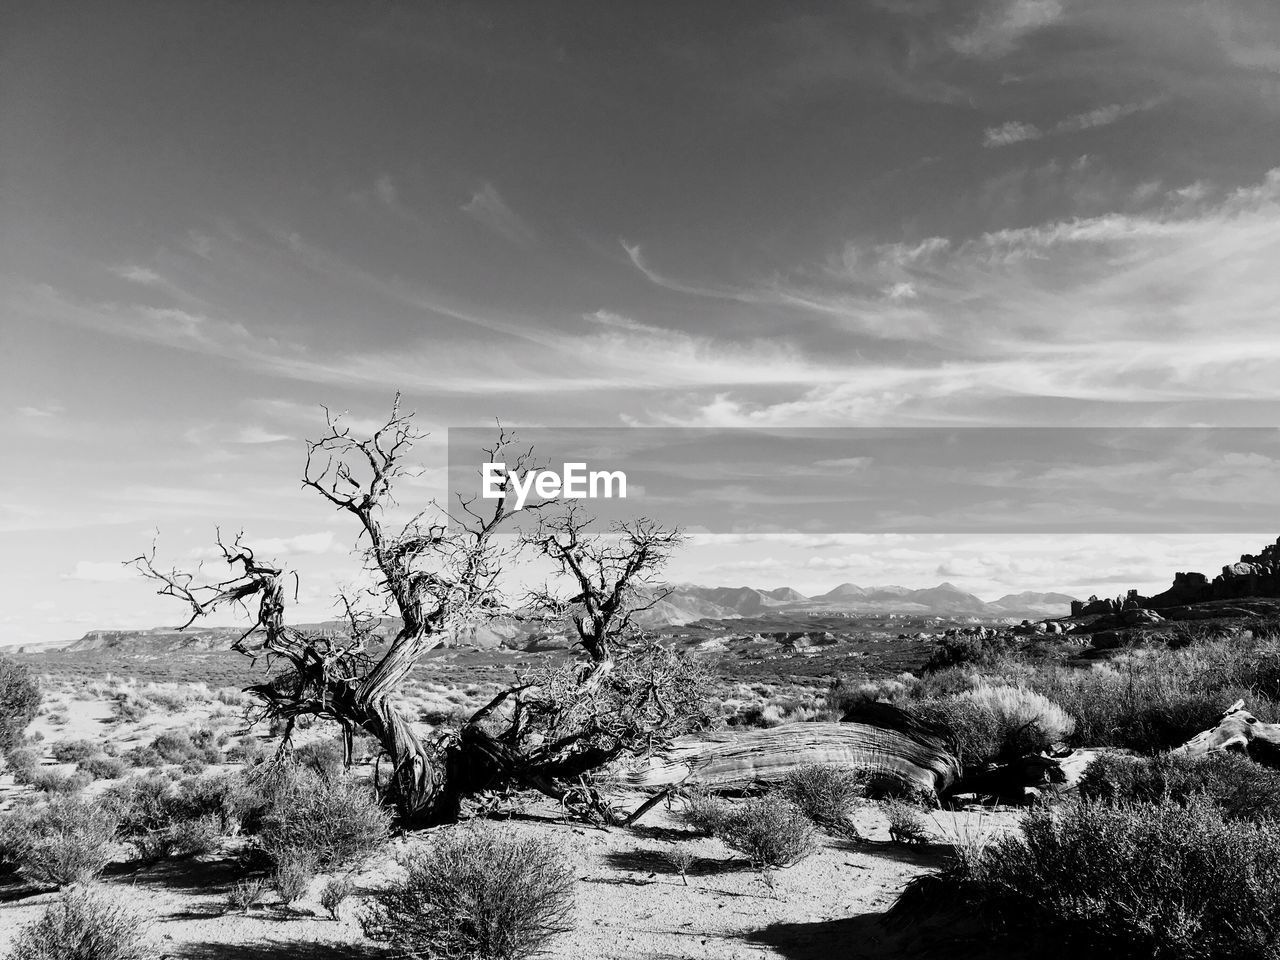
[1,687,1022,960]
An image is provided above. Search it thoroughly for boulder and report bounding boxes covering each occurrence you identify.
[1120,608,1164,626]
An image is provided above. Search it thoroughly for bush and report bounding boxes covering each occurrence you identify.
[780,763,864,834]
[0,657,40,753]
[28,769,91,796]
[914,685,1074,766]
[712,794,816,870]
[679,788,731,836]
[293,737,348,780]
[361,825,575,960]
[882,799,932,845]
[273,847,318,905]
[254,766,390,870]
[226,877,268,915]
[897,798,1280,959]
[121,745,164,769]
[5,745,40,781]
[105,773,227,862]
[110,694,151,724]
[78,755,127,781]
[2,796,119,886]
[320,874,354,919]
[1078,751,1280,821]
[150,731,201,764]
[49,740,96,764]
[7,884,149,960]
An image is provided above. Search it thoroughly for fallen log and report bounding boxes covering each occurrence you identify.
[1174,699,1280,766]
[623,720,961,798]
[953,747,1115,803]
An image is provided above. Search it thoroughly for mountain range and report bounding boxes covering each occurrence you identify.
[44,582,1075,655]
[638,582,1076,625]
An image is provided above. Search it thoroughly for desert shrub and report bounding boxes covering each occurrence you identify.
[253,765,390,870]
[45,712,69,727]
[898,798,1280,960]
[1078,751,1280,821]
[273,847,318,904]
[679,788,731,836]
[3,796,119,886]
[28,769,92,795]
[361,825,575,960]
[319,874,354,919]
[143,687,190,713]
[712,794,816,870]
[49,739,96,764]
[663,844,697,885]
[293,736,348,781]
[106,772,227,861]
[149,730,201,764]
[0,657,41,752]
[5,745,40,781]
[224,738,267,765]
[1028,636,1280,752]
[214,687,247,707]
[133,815,222,863]
[173,770,250,833]
[781,763,865,834]
[914,685,1074,766]
[110,694,151,724]
[77,755,127,781]
[122,744,164,769]
[882,799,932,845]
[924,635,1015,673]
[7,884,149,960]
[226,877,268,914]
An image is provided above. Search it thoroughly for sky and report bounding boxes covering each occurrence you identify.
[3,0,1280,645]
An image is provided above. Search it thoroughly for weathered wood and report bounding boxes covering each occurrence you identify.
[1175,699,1280,767]
[954,747,1113,801]
[623,721,961,797]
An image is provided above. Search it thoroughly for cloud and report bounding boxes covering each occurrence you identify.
[983,120,1042,147]
[17,405,60,418]
[461,183,536,244]
[112,265,164,286]
[187,531,341,560]
[62,561,137,583]
[233,426,291,444]
[950,0,1063,58]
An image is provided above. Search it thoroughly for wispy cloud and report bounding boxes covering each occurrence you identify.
[985,99,1162,147]
[461,183,536,244]
[983,119,1042,147]
[950,0,1064,58]
[62,560,137,583]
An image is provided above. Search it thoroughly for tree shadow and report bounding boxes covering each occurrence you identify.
[603,848,740,877]
[746,912,1043,960]
[179,941,383,960]
[832,838,951,868]
[108,855,255,896]
[744,914,896,960]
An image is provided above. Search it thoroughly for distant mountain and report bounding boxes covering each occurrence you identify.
[764,587,808,603]
[54,581,1078,655]
[987,591,1079,617]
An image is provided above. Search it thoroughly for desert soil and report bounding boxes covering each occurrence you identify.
[1,689,1020,960]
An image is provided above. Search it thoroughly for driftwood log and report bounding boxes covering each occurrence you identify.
[624,720,962,798]
[952,748,1111,801]
[1175,699,1280,766]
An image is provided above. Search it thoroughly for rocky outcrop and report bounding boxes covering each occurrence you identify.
[1072,537,1280,616]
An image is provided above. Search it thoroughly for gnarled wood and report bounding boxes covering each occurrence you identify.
[1175,699,1280,767]
[623,721,962,798]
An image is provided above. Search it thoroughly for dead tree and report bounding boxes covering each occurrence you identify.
[456,508,709,822]
[135,399,705,826]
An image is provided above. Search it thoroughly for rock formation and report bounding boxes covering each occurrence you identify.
[1070,536,1280,616]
